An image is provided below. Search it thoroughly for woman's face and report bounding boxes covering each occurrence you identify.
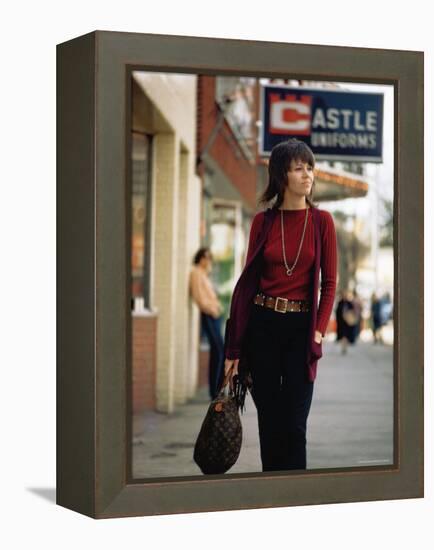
[286,158,314,199]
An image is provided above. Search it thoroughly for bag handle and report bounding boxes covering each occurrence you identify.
[216,368,235,396]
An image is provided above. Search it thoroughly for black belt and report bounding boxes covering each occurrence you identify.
[253,293,310,313]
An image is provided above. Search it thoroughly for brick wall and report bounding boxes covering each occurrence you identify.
[132,314,157,413]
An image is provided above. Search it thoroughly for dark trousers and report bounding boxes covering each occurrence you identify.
[245,304,314,472]
[201,313,225,400]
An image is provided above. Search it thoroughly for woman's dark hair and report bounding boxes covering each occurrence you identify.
[193,247,212,265]
[259,138,316,209]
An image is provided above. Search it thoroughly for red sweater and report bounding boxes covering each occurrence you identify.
[253,207,337,336]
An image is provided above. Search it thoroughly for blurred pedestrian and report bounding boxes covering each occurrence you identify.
[336,289,359,354]
[371,292,385,344]
[352,289,363,339]
[335,290,345,343]
[189,247,224,400]
[223,139,337,472]
[381,291,393,322]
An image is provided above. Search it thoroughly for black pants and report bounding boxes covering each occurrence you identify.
[245,304,314,472]
[201,313,225,400]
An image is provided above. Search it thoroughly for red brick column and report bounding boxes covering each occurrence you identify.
[132,314,157,413]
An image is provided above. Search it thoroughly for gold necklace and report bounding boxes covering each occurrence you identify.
[280,207,309,277]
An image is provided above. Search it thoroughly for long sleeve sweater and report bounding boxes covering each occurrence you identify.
[246,207,337,336]
[224,206,337,383]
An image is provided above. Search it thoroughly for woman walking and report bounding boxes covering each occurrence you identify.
[223,138,337,472]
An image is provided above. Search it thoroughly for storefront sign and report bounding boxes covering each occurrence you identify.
[260,85,383,162]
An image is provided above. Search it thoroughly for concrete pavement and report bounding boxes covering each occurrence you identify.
[132,330,394,479]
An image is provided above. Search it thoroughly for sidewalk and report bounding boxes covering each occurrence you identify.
[132,333,394,479]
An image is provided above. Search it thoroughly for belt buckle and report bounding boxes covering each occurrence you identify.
[274,297,288,313]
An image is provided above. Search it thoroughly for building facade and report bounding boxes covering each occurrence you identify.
[131,71,202,414]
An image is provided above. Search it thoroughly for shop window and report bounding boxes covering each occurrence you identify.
[131,131,153,309]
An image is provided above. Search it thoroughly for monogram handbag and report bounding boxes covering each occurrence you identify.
[193,372,242,475]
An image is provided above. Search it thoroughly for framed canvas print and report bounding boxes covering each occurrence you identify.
[57,30,423,519]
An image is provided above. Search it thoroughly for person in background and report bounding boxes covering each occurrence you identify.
[371,292,384,344]
[381,292,393,323]
[189,247,224,400]
[335,290,345,345]
[352,289,363,340]
[336,289,359,354]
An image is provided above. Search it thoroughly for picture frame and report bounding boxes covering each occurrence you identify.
[56,30,423,519]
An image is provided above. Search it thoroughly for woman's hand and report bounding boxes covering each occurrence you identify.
[224,358,239,391]
[314,330,323,344]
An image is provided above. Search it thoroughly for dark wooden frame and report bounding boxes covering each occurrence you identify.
[57,30,424,519]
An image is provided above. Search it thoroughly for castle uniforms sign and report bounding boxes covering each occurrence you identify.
[259,84,384,162]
